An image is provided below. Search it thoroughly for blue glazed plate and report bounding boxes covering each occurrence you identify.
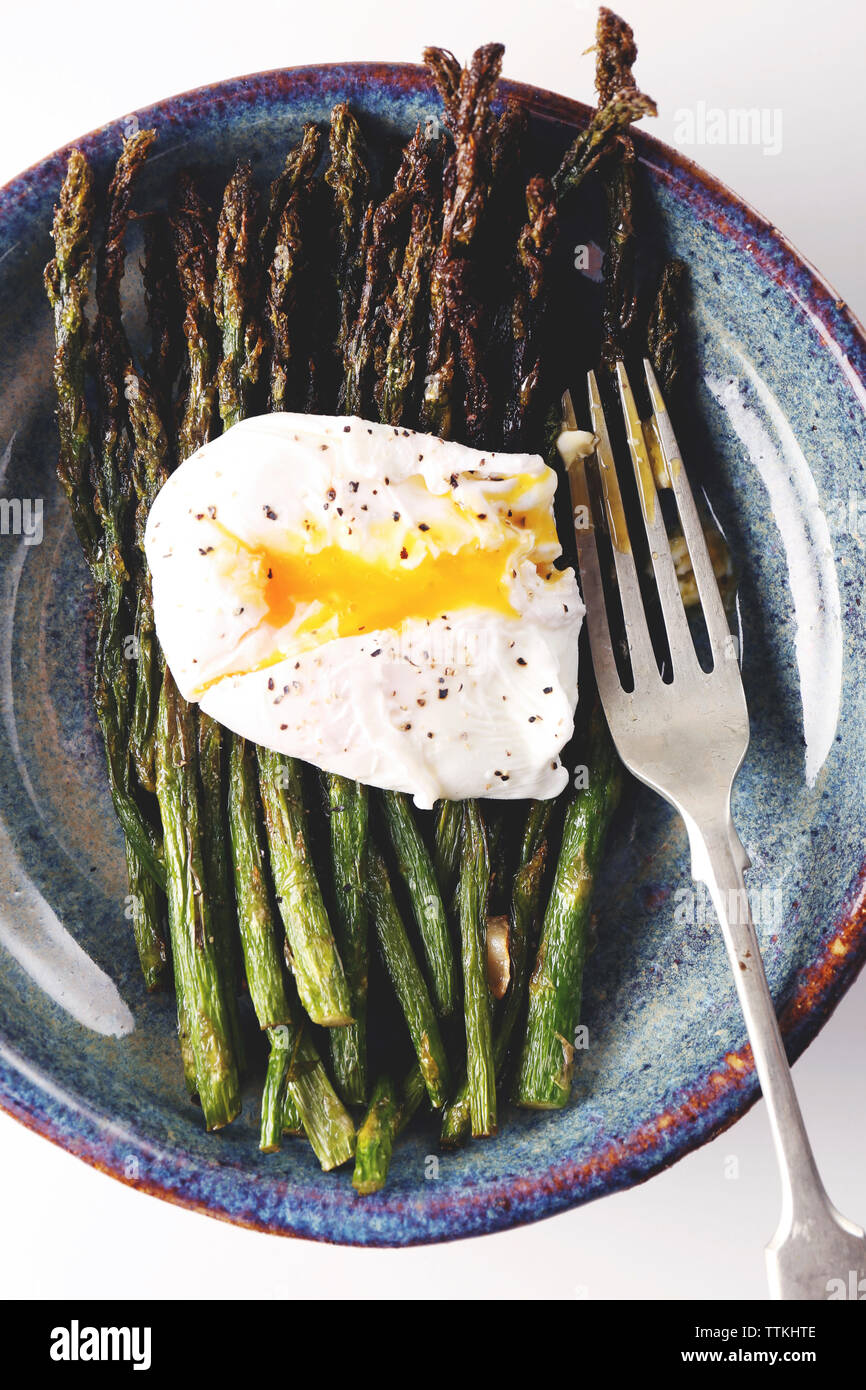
[0,64,864,1246]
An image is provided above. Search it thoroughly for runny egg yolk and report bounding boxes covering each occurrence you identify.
[213,522,525,660]
[260,540,518,637]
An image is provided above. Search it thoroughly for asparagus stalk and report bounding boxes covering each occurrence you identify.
[367,849,450,1108]
[44,141,168,939]
[341,125,433,417]
[267,201,303,412]
[352,1075,399,1195]
[45,141,167,919]
[282,1084,304,1137]
[197,703,242,991]
[421,44,504,444]
[260,1027,290,1152]
[172,174,218,460]
[261,122,321,266]
[261,125,321,413]
[382,790,457,1018]
[433,799,463,900]
[325,103,371,380]
[283,1022,356,1169]
[128,587,159,797]
[600,139,638,372]
[457,799,496,1136]
[226,736,292,1027]
[478,100,528,282]
[263,1021,356,1168]
[326,103,370,281]
[352,1063,427,1195]
[595,6,638,104]
[173,173,252,1078]
[91,138,167,892]
[441,801,551,1145]
[176,990,197,1098]
[127,218,181,805]
[266,158,319,411]
[260,1026,305,1146]
[377,196,437,426]
[398,1063,428,1131]
[142,211,181,436]
[256,748,352,1026]
[502,176,558,450]
[95,137,172,979]
[594,10,643,373]
[124,840,168,993]
[215,161,264,428]
[121,365,173,987]
[324,774,370,1104]
[647,258,687,403]
[43,149,99,565]
[513,711,622,1108]
[173,172,249,1065]
[553,88,656,204]
[155,670,241,1128]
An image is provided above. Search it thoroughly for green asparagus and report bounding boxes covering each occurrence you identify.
[647,258,687,402]
[45,139,167,942]
[513,711,622,1108]
[43,149,99,565]
[155,670,241,1128]
[256,748,352,1026]
[352,1064,427,1195]
[352,1075,399,1194]
[174,170,246,1068]
[324,774,370,1104]
[282,1021,356,1169]
[215,161,264,428]
[421,43,504,443]
[441,801,551,1145]
[172,174,218,460]
[228,736,293,1027]
[260,1027,290,1152]
[124,839,168,994]
[264,1020,356,1168]
[433,799,463,900]
[366,848,450,1108]
[457,799,496,1136]
[382,790,457,1018]
[325,103,371,378]
[553,88,656,204]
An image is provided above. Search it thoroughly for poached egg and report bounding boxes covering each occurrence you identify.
[144,413,588,808]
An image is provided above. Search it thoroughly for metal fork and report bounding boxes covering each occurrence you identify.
[563,358,866,1301]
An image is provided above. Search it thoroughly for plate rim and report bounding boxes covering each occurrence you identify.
[0,59,864,1247]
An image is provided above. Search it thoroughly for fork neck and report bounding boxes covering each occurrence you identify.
[688,811,829,1230]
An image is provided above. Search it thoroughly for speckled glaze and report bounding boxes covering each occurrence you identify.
[0,64,864,1246]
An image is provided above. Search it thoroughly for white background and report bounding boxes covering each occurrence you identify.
[0,0,864,1300]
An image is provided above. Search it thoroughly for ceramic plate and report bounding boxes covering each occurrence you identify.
[0,63,863,1245]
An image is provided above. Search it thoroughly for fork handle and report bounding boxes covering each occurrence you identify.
[690,815,828,1227]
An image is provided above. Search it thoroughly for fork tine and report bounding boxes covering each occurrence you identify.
[560,389,623,708]
[643,358,736,665]
[614,360,699,678]
[583,374,659,687]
